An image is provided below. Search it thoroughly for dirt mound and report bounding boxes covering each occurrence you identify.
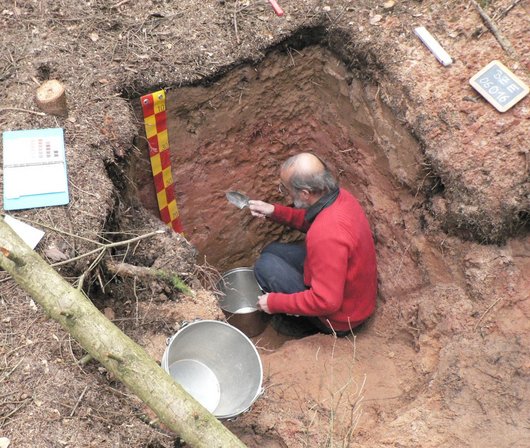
[1,1,529,447]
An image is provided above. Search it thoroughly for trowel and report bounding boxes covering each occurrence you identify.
[226,191,250,209]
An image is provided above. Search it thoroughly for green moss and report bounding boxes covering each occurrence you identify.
[156,271,194,297]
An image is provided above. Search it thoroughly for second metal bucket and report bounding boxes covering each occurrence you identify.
[216,267,270,338]
[161,320,263,419]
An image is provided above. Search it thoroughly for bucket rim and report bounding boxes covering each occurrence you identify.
[220,266,255,277]
[217,267,264,293]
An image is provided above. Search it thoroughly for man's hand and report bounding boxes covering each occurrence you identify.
[257,293,271,314]
[248,200,274,219]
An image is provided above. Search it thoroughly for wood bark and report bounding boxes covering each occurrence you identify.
[105,259,193,296]
[0,218,246,448]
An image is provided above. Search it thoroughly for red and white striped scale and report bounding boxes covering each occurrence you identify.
[139,0,284,232]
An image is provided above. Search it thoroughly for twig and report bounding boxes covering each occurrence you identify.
[51,229,164,267]
[0,397,30,422]
[3,343,29,359]
[84,247,107,279]
[233,0,240,45]
[6,214,106,246]
[133,276,140,325]
[327,4,348,28]
[470,0,517,58]
[0,247,25,267]
[97,268,106,294]
[76,272,86,290]
[496,0,522,21]
[0,107,46,116]
[474,296,504,330]
[475,0,523,37]
[68,180,104,200]
[69,385,89,417]
[105,259,194,296]
[0,359,24,384]
[78,354,93,365]
[110,0,130,9]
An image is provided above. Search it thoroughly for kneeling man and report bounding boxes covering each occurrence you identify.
[249,153,377,337]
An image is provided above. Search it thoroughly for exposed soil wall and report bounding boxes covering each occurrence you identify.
[131,46,426,279]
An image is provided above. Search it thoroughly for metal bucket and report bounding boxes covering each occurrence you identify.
[161,320,263,420]
[216,267,270,338]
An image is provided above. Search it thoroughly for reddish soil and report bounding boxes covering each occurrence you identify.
[1,1,529,447]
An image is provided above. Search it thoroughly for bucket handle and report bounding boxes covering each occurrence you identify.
[258,386,266,402]
[165,320,195,345]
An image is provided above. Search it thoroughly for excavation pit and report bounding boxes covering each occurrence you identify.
[131,45,428,288]
[3,3,529,446]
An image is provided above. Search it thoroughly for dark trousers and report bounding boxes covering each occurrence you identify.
[254,242,350,337]
[254,242,306,294]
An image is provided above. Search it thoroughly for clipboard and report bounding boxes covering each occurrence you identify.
[2,127,69,211]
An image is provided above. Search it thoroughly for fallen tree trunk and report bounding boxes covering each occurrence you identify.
[0,218,246,448]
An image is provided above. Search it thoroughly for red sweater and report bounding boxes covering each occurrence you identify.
[267,188,377,331]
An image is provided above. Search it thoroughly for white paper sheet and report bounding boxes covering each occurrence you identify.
[4,215,45,249]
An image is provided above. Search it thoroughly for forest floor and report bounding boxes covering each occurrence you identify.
[1,1,529,447]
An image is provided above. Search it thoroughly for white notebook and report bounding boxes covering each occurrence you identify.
[2,128,69,210]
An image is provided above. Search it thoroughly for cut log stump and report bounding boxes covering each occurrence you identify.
[35,80,68,116]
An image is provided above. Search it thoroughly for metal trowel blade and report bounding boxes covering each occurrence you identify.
[226,191,250,209]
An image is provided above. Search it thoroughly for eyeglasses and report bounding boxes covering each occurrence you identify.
[278,182,288,196]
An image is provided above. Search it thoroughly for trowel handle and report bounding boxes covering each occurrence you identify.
[268,0,284,16]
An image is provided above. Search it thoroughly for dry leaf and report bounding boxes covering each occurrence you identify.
[44,246,68,262]
[370,14,383,25]
[383,1,395,9]
[103,307,116,320]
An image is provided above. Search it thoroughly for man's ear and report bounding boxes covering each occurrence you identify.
[299,189,311,200]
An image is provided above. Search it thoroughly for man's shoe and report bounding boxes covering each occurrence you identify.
[270,314,320,338]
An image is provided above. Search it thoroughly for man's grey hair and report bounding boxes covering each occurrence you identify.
[282,154,338,194]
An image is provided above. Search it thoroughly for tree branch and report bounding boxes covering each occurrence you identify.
[0,220,246,447]
[470,0,518,58]
[51,229,165,267]
[105,259,194,297]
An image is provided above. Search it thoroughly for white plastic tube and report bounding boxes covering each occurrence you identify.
[414,26,453,66]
